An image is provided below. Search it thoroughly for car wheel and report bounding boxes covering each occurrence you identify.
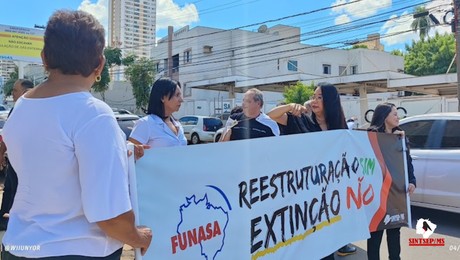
[191,133,200,144]
[214,133,221,142]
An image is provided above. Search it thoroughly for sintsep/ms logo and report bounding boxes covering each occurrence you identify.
[171,185,232,259]
[409,218,445,247]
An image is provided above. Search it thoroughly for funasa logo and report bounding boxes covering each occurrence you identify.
[170,185,232,259]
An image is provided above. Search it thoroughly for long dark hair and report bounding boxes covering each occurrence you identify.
[312,84,347,130]
[368,102,399,133]
[146,78,181,119]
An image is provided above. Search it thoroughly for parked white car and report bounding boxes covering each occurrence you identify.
[399,112,460,214]
[179,115,223,144]
[214,127,225,142]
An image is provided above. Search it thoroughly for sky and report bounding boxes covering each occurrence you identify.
[0,0,454,51]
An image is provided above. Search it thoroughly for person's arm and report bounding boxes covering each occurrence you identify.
[0,140,6,169]
[128,137,142,145]
[405,137,416,195]
[220,128,231,142]
[127,138,150,160]
[97,210,152,256]
[267,103,305,125]
[75,114,151,254]
[393,130,416,194]
[267,104,291,125]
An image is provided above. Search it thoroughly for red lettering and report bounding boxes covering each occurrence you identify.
[213,220,222,236]
[170,221,223,253]
[347,177,374,209]
[346,186,362,209]
[198,226,207,242]
[206,222,213,240]
[187,229,197,247]
[171,236,178,254]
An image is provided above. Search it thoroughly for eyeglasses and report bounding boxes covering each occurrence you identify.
[310,95,323,101]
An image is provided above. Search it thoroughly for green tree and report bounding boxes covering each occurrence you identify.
[283,81,314,104]
[3,67,19,97]
[390,49,404,56]
[405,33,455,76]
[351,44,368,49]
[104,47,122,67]
[122,54,137,66]
[125,58,155,110]
[344,44,368,50]
[91,47,124,100]
[92,63,110,101]
[411,6,432,40]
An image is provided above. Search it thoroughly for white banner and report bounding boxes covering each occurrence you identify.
[133,130,410,259]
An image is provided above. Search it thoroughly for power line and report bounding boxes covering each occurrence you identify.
[120,0,366,52]
[109,22,444,79]
[149,1,435,69]
[147,0,428,61]
[109,0,446,79]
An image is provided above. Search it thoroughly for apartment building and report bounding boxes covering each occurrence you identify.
[109,0,156,58]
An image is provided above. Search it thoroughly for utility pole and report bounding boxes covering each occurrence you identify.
[455,0,460,111]
[167,26,173,79]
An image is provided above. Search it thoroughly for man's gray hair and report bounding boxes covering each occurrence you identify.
[247,88,264,107]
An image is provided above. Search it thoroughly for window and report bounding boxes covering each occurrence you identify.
[203,118,223,132]
[203,45,213,54]
[179,116,198,126]
[163,58,168,74]
[351,65,358,75]
[183,49,192,64]
[440,120,460,149]
[155,63,161,73]
[172,54,179,73]
[323,64,331,75]
[287,60,297,71]
[339,66,347,76]
[400,120,435,149]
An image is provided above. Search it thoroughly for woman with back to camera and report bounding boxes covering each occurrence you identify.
[129,77,187,149]
[1,10,151,259]
[268,83,356,259]
[367,102,416,260]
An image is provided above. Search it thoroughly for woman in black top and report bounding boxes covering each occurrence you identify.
[367,102,416,260]
[268,84,357,259]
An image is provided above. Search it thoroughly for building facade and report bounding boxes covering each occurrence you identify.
[0,60,16,83]
[152,25,403,92]
[150,24,404,119]
[109,0,156,59]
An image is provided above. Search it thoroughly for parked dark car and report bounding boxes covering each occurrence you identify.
[116,114,140,140]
